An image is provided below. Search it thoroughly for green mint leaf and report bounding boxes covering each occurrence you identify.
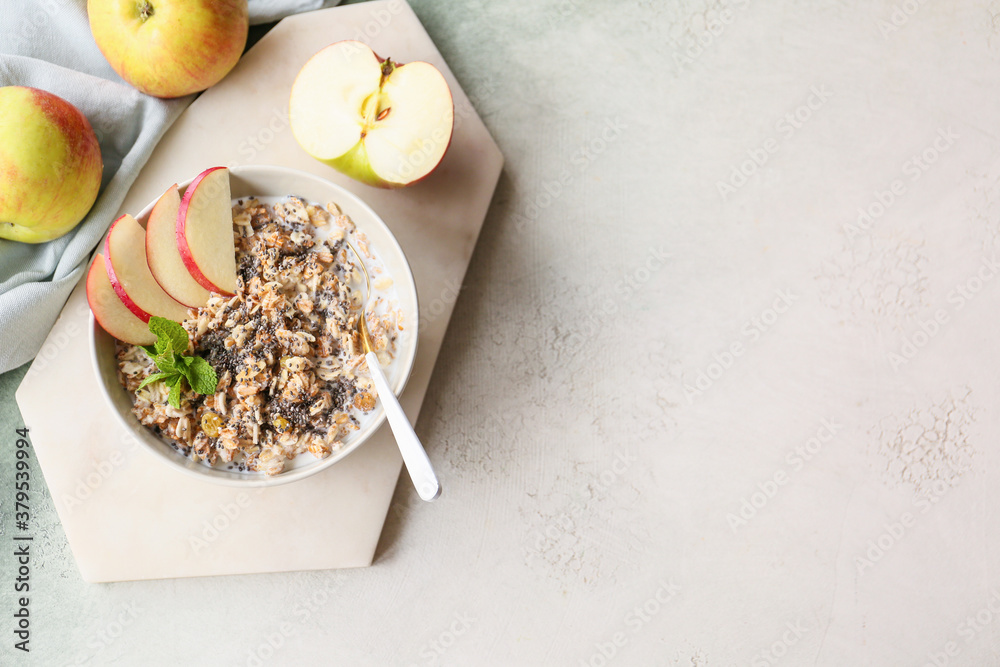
[186,356,219,395]
[136,372,174,391]
[149,316,189,356]
[141,315,218,403]
[153,348,177,375]
[167,379,183,408]
[172,355,196,391]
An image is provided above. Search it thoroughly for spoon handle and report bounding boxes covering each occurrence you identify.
[365,351,441,501]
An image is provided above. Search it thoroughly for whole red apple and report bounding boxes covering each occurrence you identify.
[87,0,249,98]
[0,86,103,244]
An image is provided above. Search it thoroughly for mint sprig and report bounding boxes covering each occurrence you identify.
[138,317,218,408]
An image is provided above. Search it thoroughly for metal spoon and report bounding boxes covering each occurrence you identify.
[346,239,441,501]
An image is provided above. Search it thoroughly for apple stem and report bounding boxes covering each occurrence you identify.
[380,60,395,83]
[139,0,154,20]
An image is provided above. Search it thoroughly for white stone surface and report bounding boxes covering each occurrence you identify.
[7,0,1000,665]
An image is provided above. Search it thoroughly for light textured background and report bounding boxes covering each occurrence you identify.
[6,0,1000,665]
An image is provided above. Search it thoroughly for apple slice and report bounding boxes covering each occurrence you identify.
[105,214,190,323]
[290,41,454,188]
[177,167,237,296]
[87,253,156,346]
[146,184,212,308]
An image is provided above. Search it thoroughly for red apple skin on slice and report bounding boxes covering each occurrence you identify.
[105,214,190,323]
[146,184,212,308]
[176,166,237,296]
[87,253,156,346]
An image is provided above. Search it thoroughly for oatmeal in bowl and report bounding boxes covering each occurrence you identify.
[90,166,419,486]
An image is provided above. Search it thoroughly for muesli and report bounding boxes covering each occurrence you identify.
[115,196,402,475]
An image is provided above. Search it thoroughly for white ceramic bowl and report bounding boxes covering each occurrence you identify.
[91,165,419,487]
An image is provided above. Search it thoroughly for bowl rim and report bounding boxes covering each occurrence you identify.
[90,164,420,487]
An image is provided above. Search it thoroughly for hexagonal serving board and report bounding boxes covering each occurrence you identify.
[15,0,502,582]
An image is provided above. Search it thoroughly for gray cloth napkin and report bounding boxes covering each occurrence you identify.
[0,0,339,374]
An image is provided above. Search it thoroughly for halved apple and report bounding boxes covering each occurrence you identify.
[177,167,237,296]
[87,253,156,346]
[105,214,190,323]
[289,41,454,188]
[146,183,212,308]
